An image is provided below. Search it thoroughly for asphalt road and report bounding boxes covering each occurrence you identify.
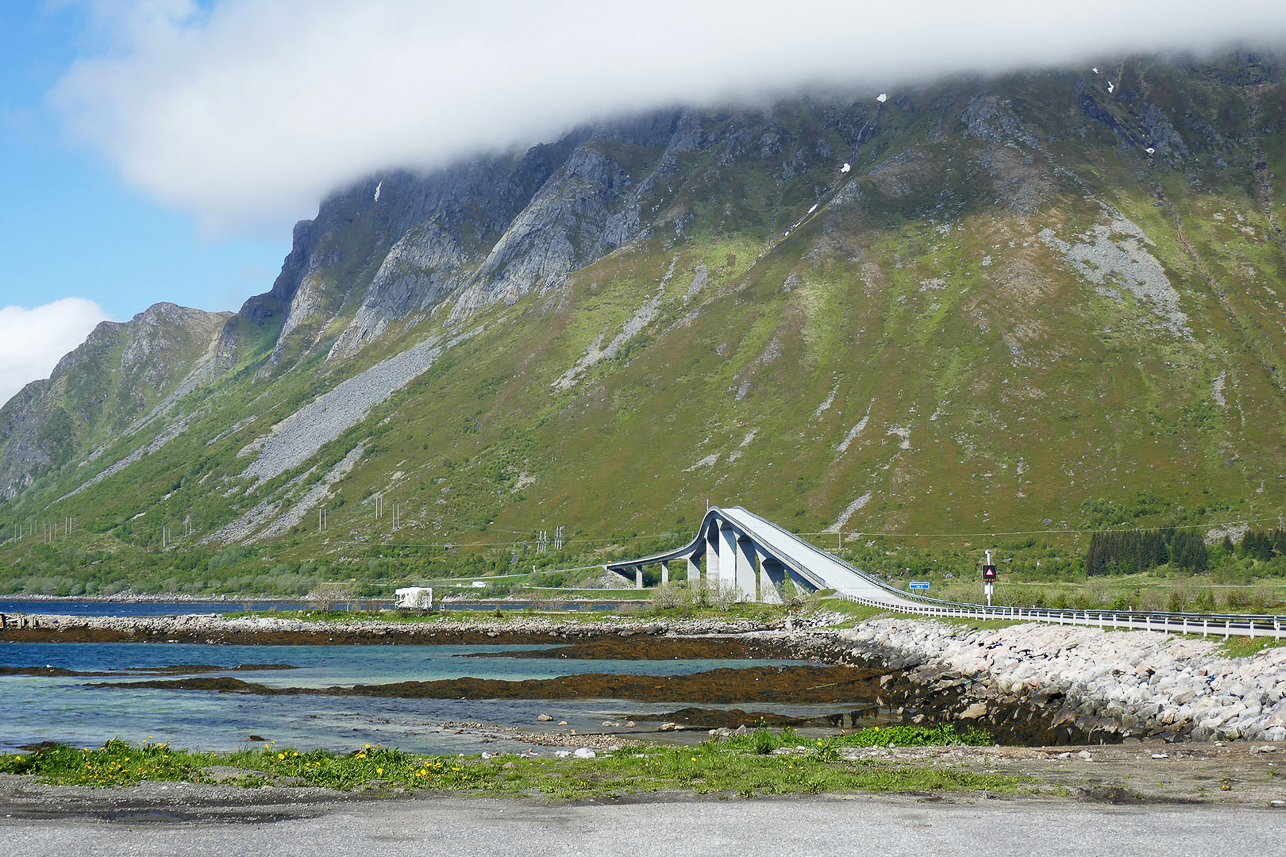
[2,786,1280,857]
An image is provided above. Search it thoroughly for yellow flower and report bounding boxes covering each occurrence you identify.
[278,753,286,760]
[376,767,383,775]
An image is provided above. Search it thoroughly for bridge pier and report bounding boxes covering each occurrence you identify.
[705,523,722,590]
[685,553,700,584]
[760,557,786,604]
[719,522,738,595]
[635,568,643,590]
[735,536,757,602]
[661,560,669,586]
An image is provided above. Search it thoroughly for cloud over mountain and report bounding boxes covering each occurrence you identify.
[53,0,1286,233]
[0,298,109,407]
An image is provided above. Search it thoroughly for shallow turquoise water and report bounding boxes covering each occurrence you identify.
[0,642,843,754]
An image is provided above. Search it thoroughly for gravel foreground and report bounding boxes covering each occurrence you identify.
[2,775,1285,857]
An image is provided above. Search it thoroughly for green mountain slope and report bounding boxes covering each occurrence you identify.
[3,53,1286,595]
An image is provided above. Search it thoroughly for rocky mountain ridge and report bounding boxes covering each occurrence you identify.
[2,52,1286,590]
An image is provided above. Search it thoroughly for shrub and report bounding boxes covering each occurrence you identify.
[307,581,356,611]
[702,583,742,611]
[650,581,694,611]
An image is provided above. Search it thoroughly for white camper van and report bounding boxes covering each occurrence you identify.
[393,586,433,611]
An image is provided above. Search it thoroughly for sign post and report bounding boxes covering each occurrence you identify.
[982,549,997,606]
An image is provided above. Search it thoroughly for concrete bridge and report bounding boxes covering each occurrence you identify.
[605,506,918,607]
[605,506,1286,639]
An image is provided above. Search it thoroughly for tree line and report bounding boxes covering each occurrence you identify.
[1238,527,1286,562]
[1086,525,1286,576]
[1085,527,1207,575]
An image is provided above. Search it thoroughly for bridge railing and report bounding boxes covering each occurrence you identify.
[835,591,1286,640]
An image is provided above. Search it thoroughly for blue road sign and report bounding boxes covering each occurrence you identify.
[909,581,930,590]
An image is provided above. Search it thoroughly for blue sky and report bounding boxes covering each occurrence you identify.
[1,0,1282,408]
[0,2,289,405]
[0,3,288,320]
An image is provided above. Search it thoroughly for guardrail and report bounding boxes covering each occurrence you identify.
[837,591,1286,639]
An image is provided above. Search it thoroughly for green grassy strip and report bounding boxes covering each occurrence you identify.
[0,727,1013,798]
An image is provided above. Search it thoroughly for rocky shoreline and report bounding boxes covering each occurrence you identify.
[0,611,769,645]
[3,610,1285,745]
[829,618,1286,744]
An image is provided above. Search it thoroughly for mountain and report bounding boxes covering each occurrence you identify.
[3,52,1286,595]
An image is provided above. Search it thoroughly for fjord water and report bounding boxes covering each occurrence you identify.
[0,600,617,616]
[0,642,827,755]
[0,601,310,617]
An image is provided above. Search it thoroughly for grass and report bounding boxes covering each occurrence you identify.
[809,597,890,628]
[0,739,213,787]
[1216,636,1286,658]
[0,726,1017,799]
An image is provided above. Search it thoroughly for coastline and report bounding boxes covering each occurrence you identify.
[5,609,1286,745]
[0,610,768,646]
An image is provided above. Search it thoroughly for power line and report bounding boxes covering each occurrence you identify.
[798,513,1286,541]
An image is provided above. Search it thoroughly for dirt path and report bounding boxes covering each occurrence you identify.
[858,740,1286,807]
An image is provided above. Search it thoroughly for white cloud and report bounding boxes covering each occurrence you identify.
[0,298,110,408]
[52,0,1286,234]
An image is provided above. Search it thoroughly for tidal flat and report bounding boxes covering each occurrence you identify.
[3,608,1286,808]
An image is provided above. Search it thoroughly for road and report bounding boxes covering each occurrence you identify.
[2,784,1279,857]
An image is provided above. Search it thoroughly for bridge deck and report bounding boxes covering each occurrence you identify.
[605,505,920,609]
[714,507,919,607]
